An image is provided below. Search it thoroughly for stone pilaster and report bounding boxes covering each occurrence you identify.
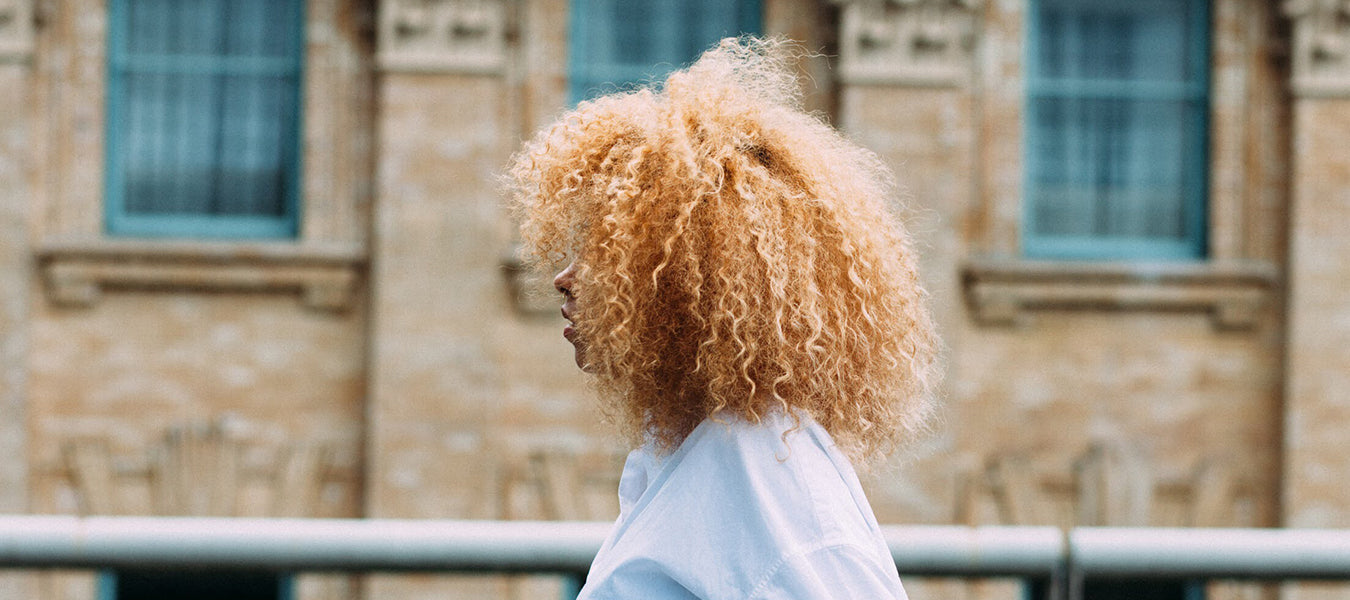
[832,0,979,525]
[367,1,515,597]
[1282,0,1350,533]
[0,0,29,517]
[0,1,33,598]
[1282,10,1350,600]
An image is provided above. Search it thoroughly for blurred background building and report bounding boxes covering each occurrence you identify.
[0,0,1347,599]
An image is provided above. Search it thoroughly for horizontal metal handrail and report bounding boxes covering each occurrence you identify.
[883,525,1062,576]
[0,517,609,573]
[1071,527,1350,579]
[1,516,1349,581]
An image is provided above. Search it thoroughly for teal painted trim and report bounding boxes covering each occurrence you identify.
[565,0,587,104]
[560,573,585,600]
[111,54,298,76]
[95,571,116,600]
[106,214,297,239]
[1026,79,1206,99]
[1187,0,1212,259]
[1184,580,1207,600]
[1023,236,1202,262]
[1021,0,1210,261]
[739,0,762,37]
[103,0,127,239]
[279,573,296,600]
[287,0,307,238]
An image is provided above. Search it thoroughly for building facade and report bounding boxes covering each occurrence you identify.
[0,0,1348,598]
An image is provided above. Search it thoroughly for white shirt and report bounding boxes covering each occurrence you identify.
[578,411,908,600]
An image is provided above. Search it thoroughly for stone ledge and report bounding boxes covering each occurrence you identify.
[36,238,366,312]
[961,259,1279,330]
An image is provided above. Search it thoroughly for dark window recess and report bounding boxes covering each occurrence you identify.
[1025,578,1206,600]
[108,569,290,600]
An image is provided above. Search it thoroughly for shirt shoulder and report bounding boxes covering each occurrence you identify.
[580,412,900,600]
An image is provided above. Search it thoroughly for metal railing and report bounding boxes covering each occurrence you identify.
[2,516,1349,598]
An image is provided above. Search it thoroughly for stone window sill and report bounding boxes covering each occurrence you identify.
[37,238,366,312]
[960,258,1279,331]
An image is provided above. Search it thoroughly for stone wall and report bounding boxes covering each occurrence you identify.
[1,2,35,598]
[5,1,1349,599]
[831,0,1287,535]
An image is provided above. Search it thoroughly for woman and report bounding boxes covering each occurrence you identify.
[508,37,938,600]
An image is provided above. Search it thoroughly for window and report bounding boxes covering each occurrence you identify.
[105,0,304,239]
[1024,0,1209,260]
[1025,578,1205,600]
[568,0,761,104]
[99,569,293,600]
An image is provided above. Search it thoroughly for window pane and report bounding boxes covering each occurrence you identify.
[569,0,761,103]
[1035,0,1194,83]
[215,75,296,217]
[1029,96,1202,240]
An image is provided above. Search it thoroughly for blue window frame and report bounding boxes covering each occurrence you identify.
[569,0,762,104]
[1024,0,1209,260]
[105,0,305,239]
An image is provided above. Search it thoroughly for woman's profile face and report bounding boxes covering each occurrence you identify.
[554,262,588,371]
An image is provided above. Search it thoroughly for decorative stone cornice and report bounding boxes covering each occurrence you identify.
[833,0,981,87]
[961,259,1279,331]
[1284,0,1350,97]
[37,239,366,312]
[377,0,508,74]
[0,0,33,63]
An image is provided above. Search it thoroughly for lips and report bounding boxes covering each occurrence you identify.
[563,324,575,340]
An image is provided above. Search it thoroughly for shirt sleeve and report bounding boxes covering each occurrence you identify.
[749,543,909,600]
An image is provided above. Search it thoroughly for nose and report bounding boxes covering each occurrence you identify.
[554,262,576,298]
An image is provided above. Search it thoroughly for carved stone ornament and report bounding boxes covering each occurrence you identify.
[0,0,34,62]
[378,0,508,74]
[833,0,981,86]
[1284,0,1350,97]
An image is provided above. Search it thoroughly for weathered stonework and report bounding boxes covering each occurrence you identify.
[1283,96,1350,599]
[834,0,980,86]
[0,0,33,61]
[0,63,30,518]
[1285,0,1350,96]
[1281,3,1350,591]
[0,1,1340,600]
[377,0,509,73]
[0,52,36,600]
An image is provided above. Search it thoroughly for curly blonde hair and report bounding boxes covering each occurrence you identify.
[507,37,939,463]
